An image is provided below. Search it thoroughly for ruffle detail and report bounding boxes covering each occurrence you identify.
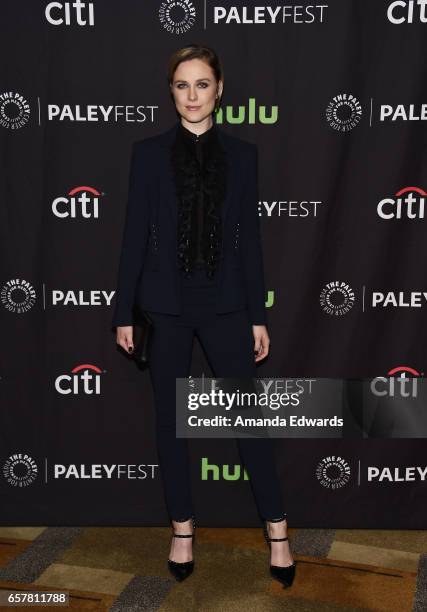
[170,127,227,278]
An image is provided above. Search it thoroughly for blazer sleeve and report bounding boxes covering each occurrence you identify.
[111,141,150,328]
[240,143,268,326]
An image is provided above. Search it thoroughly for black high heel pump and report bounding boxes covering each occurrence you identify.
[263,515,297,588]
[167,515,196,582]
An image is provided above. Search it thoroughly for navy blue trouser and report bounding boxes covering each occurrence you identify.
[145,266,285,522]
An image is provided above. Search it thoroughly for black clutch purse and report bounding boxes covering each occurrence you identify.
[132,310,154,364]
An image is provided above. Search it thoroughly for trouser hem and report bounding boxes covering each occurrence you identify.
[263,513,287,522]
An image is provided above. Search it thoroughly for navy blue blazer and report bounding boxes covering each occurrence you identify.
[111,120,268,328]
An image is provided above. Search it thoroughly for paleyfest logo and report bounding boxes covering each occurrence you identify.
[1,279,37,313]
[0,91,30,129]
[377,185,426,219]
[326,93,362,131]
[371,290,427,308]
[52,463,158,479]
[380,103,427,122]
[2,453,38,487]
[316,455,351,489]
[213,4,329,24]
[320,281,355,316]
[159,0,196,34]
[47,104,156,123]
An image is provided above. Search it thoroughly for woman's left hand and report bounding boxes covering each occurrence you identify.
[252,325,270,362]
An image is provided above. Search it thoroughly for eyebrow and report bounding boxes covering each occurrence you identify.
[174,78,212,84]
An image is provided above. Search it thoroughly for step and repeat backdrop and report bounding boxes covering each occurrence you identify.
[1,1,426,527]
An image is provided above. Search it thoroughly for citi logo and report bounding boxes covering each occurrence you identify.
[370,366,422,398]
[45,1,94,26]
[377,186,426,219]
[55,363,104,395]
[387,0,427,24]
[200,457,249,480]
[52,186,102,218]
[215,98,278,125]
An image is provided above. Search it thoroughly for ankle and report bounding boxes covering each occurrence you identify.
[266,517,288,534]
[171,516,195,535]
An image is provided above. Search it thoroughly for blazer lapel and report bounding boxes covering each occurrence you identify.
[159,120,237,231]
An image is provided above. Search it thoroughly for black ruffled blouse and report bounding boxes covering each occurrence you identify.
[170,121,227,279]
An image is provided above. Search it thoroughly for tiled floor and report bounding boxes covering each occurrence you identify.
[0,525,423,611]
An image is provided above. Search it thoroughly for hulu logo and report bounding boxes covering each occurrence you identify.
[265,290,274,308]
[201,457,249,480]
[215,97,278,124]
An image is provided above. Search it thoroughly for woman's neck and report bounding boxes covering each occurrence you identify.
[180,117,213,138]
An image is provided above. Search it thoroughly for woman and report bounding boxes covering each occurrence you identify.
[111,44,296,588]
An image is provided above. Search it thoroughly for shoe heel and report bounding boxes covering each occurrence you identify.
[263,516,297,588]
[167,515,196,582]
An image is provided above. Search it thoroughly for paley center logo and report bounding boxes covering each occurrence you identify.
[377,185,426,219]
[45,1,95,26]
[55,363,104,395]
[387,0,427,23]
[52,185,103,218]
[326,93,362,132]
[320,281,356,316]
[159,0,196,34]
[1,279,37,313]
[370,366,422,398]
[316,455,351,489]
[0,91,30,129]
[2,453,38,487]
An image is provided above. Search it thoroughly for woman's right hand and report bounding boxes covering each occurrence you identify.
[116,326,134,354]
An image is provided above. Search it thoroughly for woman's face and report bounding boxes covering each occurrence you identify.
[170,58,222,124]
